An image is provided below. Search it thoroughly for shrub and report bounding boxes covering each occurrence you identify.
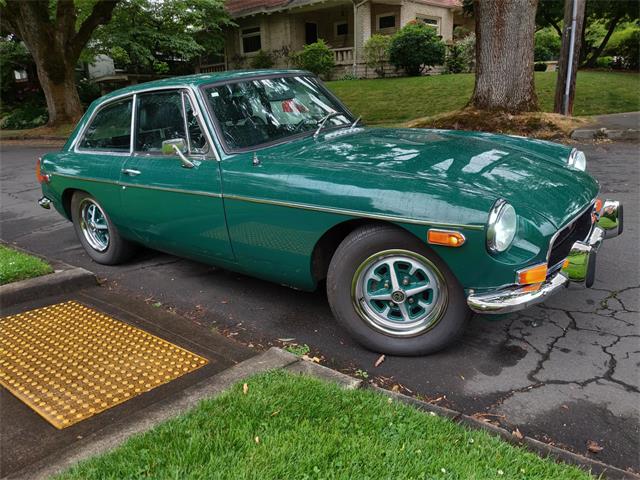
[595,56,614,69]
[339,73,358,81]
[364,34,391,78]
[0,102,48,130]
[534,28,561,62]
[453,26,472,40]
[444,33,475,74]
[293,39,335,77]
[534,62,548,72]
[618,29,640,71]
[389,21,446,76]
[250,50,274,69]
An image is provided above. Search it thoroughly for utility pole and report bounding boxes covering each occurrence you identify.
[554,0,586,115]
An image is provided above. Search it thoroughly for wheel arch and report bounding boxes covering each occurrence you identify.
[61,188,88,220]
[310,218,431,284]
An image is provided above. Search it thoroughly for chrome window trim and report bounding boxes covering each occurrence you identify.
[545,199,596,262]
[71,85,220,161]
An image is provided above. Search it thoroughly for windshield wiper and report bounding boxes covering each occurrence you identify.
[313,112,339,139]
[350,116,361,129]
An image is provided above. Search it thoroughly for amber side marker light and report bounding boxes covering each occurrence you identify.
[517,263,548,285]
[427,229,465,247]
[36,158,50,184]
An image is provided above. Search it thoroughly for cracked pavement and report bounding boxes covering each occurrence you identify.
[1,139,638,472]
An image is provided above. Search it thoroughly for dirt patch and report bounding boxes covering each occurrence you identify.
[406,108,591,142]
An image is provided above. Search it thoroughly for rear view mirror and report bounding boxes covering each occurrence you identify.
[161,138,195,169]
[162,138,187,155]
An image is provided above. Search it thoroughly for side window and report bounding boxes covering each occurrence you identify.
[79,98,132,151]
[183,93,209,154]
[135,91,186,152]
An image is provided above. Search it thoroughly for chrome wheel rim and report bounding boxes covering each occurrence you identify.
[79,199,110,252]
[351,249,447,337]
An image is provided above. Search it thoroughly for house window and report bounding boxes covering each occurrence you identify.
[335,21,348,37]
[377,14,396,31]
[417,15,441,34]
[241,26,261,54]
[13,70,28,82]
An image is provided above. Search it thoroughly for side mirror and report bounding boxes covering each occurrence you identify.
[161,138,195,169]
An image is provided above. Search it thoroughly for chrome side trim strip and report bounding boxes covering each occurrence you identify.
[52,173,222,198]
[223,194,484,230]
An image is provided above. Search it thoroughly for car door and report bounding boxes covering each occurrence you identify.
[119,88,233,263]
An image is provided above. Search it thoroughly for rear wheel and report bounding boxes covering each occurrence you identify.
[327,224,470,355]
[71,191,135,265]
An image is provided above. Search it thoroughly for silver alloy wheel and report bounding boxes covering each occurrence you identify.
[79,198,110,252]
[351,249,447,337]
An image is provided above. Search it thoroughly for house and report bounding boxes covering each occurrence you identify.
[200,0,471,77]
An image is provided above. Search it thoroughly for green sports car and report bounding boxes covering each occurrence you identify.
[37,70,623,355]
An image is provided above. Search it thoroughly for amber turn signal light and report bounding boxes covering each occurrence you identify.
[517,263,548,285]
[427,229,465,247]
[36,158,50,184]
[594,198,603,213]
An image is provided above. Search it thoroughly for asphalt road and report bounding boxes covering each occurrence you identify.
[1,139,638,471]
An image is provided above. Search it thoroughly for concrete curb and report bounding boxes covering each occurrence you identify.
[368,385,639,480]
[0,265,97,309]
[571,127,640,141]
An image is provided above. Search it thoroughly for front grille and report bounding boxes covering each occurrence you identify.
[548,205,594,267]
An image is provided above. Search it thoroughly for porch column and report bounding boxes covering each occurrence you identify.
[352,0,371,74]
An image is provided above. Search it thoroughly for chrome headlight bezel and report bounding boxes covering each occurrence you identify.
[568,148,587,171]
[487,199,517,254]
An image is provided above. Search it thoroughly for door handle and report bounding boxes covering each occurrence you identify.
[121,169,141,176]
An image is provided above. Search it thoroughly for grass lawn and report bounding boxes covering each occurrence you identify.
[327,71,640,126]
[57,371,593,480]
[0,245,52,285]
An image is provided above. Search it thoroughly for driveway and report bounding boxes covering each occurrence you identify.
[1,139,638,471]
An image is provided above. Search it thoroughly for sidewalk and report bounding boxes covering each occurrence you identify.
[572,111,640,141]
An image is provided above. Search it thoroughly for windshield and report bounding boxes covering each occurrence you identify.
[203,75,352,150]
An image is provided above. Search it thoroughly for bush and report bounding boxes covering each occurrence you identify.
[293,39,335,77]
[595,56,614,69]
[445,34,475,74]
[389,21,446,76]
[364,34,391,78]
[0,102,48,130]
[534,28,561,62]
[77,78,101,106]
[250,50,274,69]
[618,29,640,71]
[339,73,358,81]
[534,62,548,72]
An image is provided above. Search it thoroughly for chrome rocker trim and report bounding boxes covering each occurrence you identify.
[467,199,623,314]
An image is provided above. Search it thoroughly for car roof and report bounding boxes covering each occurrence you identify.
[97,69,312,102]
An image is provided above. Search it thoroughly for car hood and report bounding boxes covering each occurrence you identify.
[292,127,599,229]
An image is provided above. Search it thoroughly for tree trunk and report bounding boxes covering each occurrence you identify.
[584,12,622,68]
[470,0,539,112]
[554,0,586,115]
[33,53,84,126]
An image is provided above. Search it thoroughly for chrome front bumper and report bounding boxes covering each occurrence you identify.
[467,200,623,314]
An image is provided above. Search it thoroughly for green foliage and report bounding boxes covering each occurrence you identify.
[88,0,234,75]
[250,50,274,69]
[76,78,101,105]
[534,28,561,62]
[0,39,33,100]
[0,245,52,285]
[534,62,548,72]
[445,33,475,74]
[617,28,640,70]
[453,25,472,40]
[388,21,446,76]
[364,34,391,78]
[339,73,358,81]
[293,39,335,77]
[56,371,594,480]
[0,102,48,129]
[283,344,310,356]
[595,56,614,69]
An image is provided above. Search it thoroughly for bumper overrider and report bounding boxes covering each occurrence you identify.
[467,200,623,314]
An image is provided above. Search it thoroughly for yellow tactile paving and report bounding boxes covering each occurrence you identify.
[0,300,208,429]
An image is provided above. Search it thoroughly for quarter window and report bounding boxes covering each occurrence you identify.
[79,98,132,151]
[241,27,261,54]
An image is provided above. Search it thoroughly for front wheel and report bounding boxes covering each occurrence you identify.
[327,225,470,356]
[71,191,135,265]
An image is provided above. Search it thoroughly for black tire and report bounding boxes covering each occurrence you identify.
[327,224,471,356]
[70,191,136,265]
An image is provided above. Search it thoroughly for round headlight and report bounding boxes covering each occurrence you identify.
[487,199,517,253]
[568,149,587,171]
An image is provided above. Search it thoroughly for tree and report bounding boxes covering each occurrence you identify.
[388,21,446,76]
[87,0,232,75]
[364,34,391,78]
[0,0,120,126]
[470,0,539,112]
